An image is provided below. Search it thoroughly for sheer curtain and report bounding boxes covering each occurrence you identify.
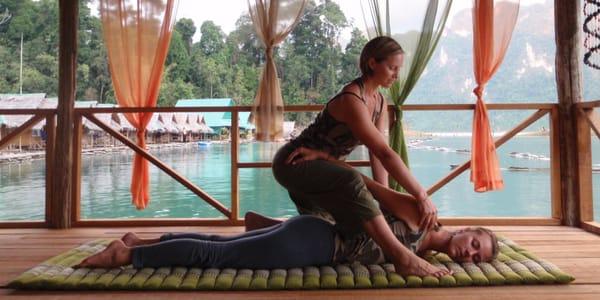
[248,0,306,141]
[99,0,178,209]
[470,0,519,192]
[364,0,452,192]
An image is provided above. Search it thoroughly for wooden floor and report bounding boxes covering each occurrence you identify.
[1,224,599,299]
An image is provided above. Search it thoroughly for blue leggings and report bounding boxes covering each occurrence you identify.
[131,215,336,269]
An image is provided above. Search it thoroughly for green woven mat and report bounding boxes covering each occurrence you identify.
[8,236,574,290]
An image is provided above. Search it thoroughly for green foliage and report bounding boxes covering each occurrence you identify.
[0,0,367,129]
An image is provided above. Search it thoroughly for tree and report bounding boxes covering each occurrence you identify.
[175,18,196,54]
[340,28,366,84]
[198,20,225,57]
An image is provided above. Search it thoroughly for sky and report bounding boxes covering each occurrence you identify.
[90,0,548,44]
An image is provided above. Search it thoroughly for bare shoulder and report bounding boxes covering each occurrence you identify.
[339,81,361,95]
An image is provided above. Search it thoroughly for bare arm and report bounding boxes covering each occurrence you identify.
[369,100,389,187]
[328,94,437,231]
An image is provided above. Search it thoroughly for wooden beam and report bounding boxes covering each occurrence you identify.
[550,107,563,219]
[85,114,231,218]
[44,115,56,224]
[580,108,600,140]
[73,103,557,114]
[576,109,594,222]
[50,0,78,229]
[237,160,371,169]
[554,0,583,226]
[427,109,548,195]
[581,222,600,236]
[0,114,45,150]
[575,99,600,108]
[71,114,83,223]
[231,111,240,221]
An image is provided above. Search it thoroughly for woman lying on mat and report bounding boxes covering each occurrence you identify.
[75,157,499,273]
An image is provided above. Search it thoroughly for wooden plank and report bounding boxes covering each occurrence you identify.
[428,109,548,195]
[84,114,231,219]
[550,107,563,219]
[0,114,45,150]
[0,225,598,299]
[230,111,239,222]
[71,114,83,223]
[576,109,593,222]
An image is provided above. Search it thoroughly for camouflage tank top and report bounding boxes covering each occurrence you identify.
[332,212,427,264]
[290,78,385,160]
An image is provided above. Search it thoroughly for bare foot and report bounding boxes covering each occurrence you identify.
[395,255,453,278]
[244,211,282,231]
[121,232,141,247]
[74,240,132,269]
[121,232,160,247]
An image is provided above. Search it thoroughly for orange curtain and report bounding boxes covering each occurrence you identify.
[471,0,519,192]
[100,0,178,209]
[248,0,306,141]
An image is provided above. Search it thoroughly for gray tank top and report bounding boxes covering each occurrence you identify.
[291,78,385,160]
[332,212,427,264]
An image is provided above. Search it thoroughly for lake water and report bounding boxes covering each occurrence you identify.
[1,136,598,221]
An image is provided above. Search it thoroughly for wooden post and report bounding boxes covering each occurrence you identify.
[554,0,583,226]
[577,109,594,222]
[71,114,83,223]
[45,114,56,225]
[549,107,562,220]
[230,110,240,223]
[51,0,78,228]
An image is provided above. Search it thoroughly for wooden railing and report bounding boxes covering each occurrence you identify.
[0,109,56,228]
[0,102,597,228]
[574,100,600,234]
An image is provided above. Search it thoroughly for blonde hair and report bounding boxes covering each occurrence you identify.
[472,227,500,261]
[359,36,404,76]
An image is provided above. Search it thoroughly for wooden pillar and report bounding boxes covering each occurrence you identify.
[230,110,240,223]
[554,0,583,226]
[50,0,78,228]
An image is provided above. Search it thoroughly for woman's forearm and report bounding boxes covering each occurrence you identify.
[369,152,389,187]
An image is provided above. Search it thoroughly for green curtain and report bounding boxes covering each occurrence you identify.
[364,0,452,191]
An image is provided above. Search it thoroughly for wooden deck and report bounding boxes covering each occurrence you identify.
[1,224,599,299]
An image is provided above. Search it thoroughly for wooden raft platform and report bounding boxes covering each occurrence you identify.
[1,225,599,299]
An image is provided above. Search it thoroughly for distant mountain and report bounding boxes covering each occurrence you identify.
[401,0,600,132]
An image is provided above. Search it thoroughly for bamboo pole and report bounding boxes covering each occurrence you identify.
[49,0,78,228]
[554,0,584,226]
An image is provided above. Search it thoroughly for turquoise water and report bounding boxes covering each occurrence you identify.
[0,136,598,220]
